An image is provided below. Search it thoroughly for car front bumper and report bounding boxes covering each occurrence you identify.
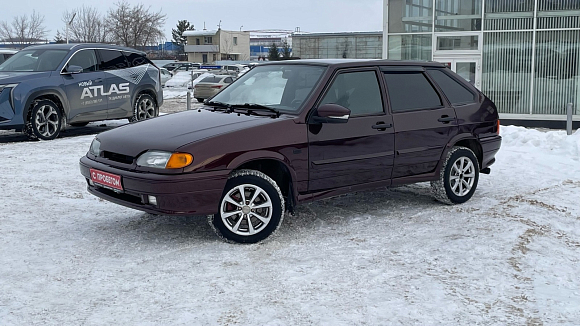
[79,156,228,216]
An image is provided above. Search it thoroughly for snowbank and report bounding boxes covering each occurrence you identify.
[501,125,580,158]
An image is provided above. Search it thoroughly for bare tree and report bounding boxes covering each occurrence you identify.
[61,6,110,43]
[0,11,48,48]
[107,1,166,49]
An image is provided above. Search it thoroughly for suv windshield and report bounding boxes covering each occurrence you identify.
[0,49,68,72]
[210,64,326,113]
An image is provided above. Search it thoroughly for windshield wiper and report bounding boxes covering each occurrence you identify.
[231,103,280,117]
[205,100,233,112]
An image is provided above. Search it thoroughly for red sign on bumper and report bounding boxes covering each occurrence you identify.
[90,169,123,191]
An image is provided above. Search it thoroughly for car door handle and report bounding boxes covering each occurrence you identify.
[372,122,392,131]
[438,116,455,123]
[94,78,104,83]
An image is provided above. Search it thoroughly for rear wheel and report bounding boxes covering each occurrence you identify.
[27,99,62,140]
[129,93,158,122]
[209,169,285,244]
[431,146,479,204]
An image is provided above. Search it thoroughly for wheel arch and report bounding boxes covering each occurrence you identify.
[22,90,68,123]
[132,86,159,107]
[227,153,298,212]
[452,137,483,169]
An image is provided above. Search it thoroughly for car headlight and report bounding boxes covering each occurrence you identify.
[89,138,101,156]
[136,151,193,169]
[0,83,18,94]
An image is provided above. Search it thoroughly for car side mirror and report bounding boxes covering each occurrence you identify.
[63,65,83,74]
[311,104,350,124]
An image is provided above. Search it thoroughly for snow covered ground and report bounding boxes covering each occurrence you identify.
[1,126,579,325]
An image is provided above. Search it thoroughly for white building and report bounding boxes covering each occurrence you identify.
[183,29,250,64]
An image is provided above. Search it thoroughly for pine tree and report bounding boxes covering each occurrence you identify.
[172,20,194,58]
[281,41,292,59]
[268,42,280,61]
[54,30,66,44]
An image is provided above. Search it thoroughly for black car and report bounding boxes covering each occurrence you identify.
[0,43,163,140]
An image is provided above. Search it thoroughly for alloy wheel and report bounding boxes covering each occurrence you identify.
[449,157,476,197]
[34,105,60,138]
[220,184,273,236]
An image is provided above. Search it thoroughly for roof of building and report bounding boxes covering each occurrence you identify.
[292,31,383,38]
[183,30,219,37]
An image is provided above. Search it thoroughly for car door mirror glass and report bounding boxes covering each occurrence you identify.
[312,104,350,124]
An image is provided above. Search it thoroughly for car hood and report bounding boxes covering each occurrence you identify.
[96,109,293,157]
[0,71,52,84]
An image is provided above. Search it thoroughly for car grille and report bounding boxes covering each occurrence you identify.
[103,151,135,165]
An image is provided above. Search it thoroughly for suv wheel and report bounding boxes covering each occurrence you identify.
[209,169,285,244]
[129,93,158,122]
[431,146,479,204]
[28,99,62,140]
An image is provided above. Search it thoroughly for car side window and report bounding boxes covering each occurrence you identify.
[225,77,233,83]
[383,72,442,112]
[426,69,477,106]
[98,50,129,70]
[320,70,384,116]
[123,51,149,67]
[67,50,98,72]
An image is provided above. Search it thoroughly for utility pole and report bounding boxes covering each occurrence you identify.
[66,12,76,44]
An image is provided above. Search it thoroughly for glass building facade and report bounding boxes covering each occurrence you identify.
[385,0,580,117]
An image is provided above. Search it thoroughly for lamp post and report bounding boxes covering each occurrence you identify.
[66,12,76,44]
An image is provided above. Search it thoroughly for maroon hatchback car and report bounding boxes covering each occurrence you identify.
[80,59,501,243]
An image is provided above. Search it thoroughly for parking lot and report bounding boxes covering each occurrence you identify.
[1,109,579,324]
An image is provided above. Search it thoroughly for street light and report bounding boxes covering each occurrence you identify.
[66,12,76,44]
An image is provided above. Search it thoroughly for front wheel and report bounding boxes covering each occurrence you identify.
[129,93,158,122]
[431,146,479,204]
[209,170,285,244]
[28,99,62,140]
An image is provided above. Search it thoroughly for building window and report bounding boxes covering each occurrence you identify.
[204,36,213,44]
[388,34,432,61]
[213,54,217,61]
[233,37,238,46]
[196,38,200,45]
[388,0,433,33]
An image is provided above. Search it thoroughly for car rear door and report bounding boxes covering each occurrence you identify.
[308,68,395,191]
[62,49,108,122]
[382,66,459,180]
[97,49,132,119]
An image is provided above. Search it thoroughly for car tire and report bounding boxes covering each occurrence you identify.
[69,122,89,127]
[431,146,479,205]
[209,169,285,244]
[196,98,204,103]
[27,99,63,140]
[129,93,158,122]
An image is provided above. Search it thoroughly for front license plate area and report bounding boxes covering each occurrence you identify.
[90,169,123,191]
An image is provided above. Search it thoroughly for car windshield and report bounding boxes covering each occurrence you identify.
[0,49,68,72]
[210,64,327,113]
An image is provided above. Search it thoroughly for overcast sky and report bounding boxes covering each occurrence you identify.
[2,0,383,42]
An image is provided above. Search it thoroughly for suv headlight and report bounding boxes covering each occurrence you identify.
[89,138,101,156]
[0,83,18,93]
[136,151,193,169]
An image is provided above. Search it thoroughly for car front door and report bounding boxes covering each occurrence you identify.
[382,67,459,180]
[308,68,395,192]
[62,49,108,123]
[97,49,132,119]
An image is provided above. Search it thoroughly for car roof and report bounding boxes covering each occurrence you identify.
[259,59,445,68]
[0,49,18,54]
[22,43,147,55]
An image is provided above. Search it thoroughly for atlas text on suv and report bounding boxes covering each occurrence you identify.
[0,43,163,140]
[79,59,502,243]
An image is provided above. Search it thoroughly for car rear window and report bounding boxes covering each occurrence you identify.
[123,51,150,67]
[200,76,222,83]
[426,69,477,106]
[383,72,442,112]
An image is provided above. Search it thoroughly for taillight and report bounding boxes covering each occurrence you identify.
[211,85,223,89]
[496,119,500,135]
